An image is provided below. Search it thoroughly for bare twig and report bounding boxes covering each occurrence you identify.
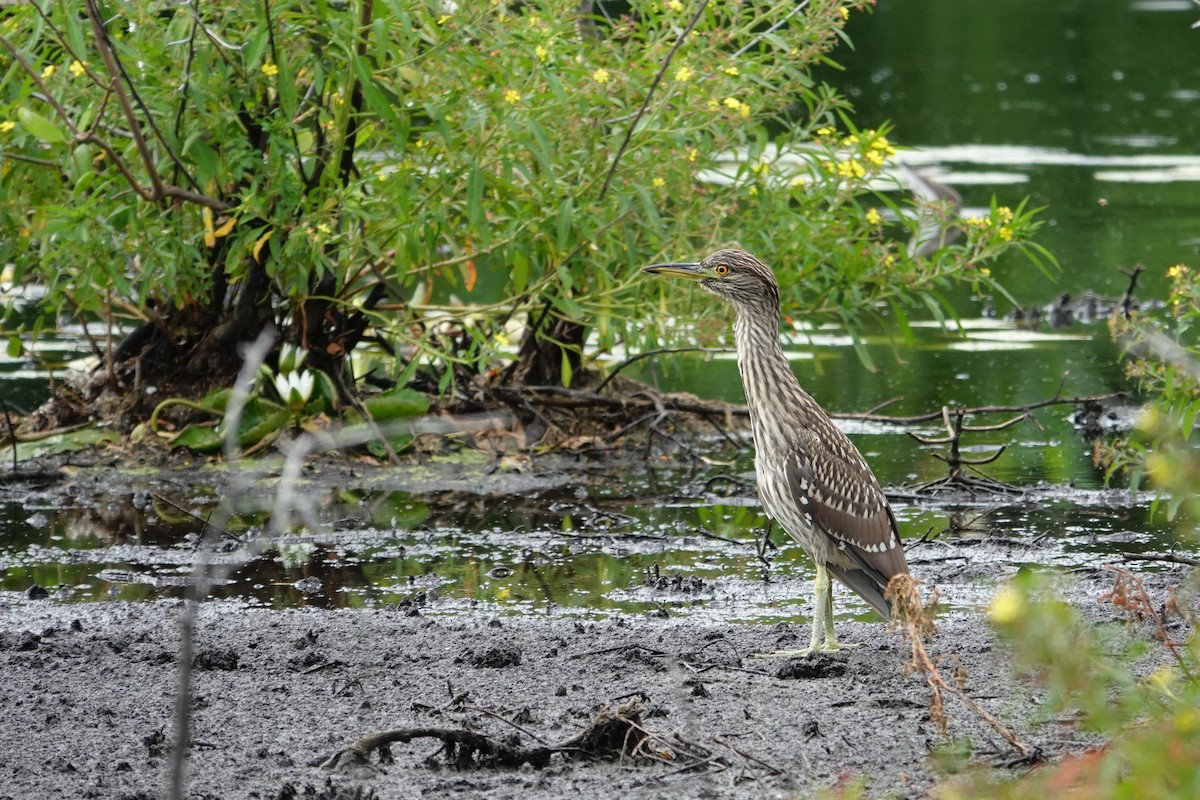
[597,0,710,201]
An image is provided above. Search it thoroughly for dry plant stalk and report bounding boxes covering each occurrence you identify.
[1100,564,1195,679]
[886,574,1038,760]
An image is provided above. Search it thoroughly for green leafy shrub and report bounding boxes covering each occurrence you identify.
[2,0,1041,421]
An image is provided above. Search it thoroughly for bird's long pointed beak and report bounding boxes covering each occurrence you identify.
[641,262,705,281]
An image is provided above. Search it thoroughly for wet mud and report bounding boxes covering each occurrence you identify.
[0,566,1189,800]
[0,451,1192,798]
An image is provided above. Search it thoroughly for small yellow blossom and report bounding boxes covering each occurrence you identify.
[998,226,1013,241]
[437,14,452,24]
[883,253,896,267]
[674,66,694,82]
[592,68,610,84]
[652,177,665,188]
[723,65,739,76]
[750,161,768,175]
[988,585,1024,625]
[842,134,859,146]
[0,121,14,133]
[261,62,279,77]
[503,88,521,104]
[69,60,86,78]
[1167,264,1189,280]
[722,96,750,117]
[836,159,866,179]
[666,0,684,11]
[839,7,850,20]
[535,44,548,62]
[865,208,881,226]
[687,148,698,163]
[40,64,55,80]
[865,149,886,166]
[979,267,992,277]
[996,206,1014,224]
[748,186,758,196]
[816,126,835,136]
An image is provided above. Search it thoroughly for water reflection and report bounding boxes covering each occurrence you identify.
[0,469,1175,620]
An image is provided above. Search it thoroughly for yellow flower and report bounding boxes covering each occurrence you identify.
[666,0,684,10]
[686,148,698,163]
[988,585,1024,625]
[0,121,14,133]
[750,161,768,175]
[261,62,279,77]
[836,159,865,179]
[592,68,610,84]
[723,65,739,76]
[722,96,750,117]
[40,64,55,80]
[865,149,886,166]
[673,66,693,82]
[535,44,548,62]
[816,126,835,136]
[748,185,758,196]
[503,88,521,104]
[1167,264,1189,280]
[865,208,881,226]
[996,205,1014,224]
[437,14,452,24]
[979,267,992,277]
[839,7,850,20]
[652,177,665,188]
[69,60,86,78]
[998,226,1013,241]
[871,134,896,156]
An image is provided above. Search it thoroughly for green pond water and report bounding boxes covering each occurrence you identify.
[2,0,1197,616]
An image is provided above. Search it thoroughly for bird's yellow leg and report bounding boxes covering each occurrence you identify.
[814,563,860,653]
[752,564,858,658]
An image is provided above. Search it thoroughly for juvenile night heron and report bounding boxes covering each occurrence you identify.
[643,249,909,655]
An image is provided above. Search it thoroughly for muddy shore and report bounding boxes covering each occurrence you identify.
[0,568,1183,800]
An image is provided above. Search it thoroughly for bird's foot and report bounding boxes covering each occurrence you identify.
[751,641,861,659]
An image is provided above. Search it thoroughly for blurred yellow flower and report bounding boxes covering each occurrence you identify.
[674,66,694,82]
[723,65,739,76]
[1167,264,1189,280]
[261,62,279,77]
[666,0,684,11]
[722,96,750,117]
[592,68,610,84]
[839,7,850,20]
[866,208,881,226]
[816,126,835,136]
[988,585,1024,625]
[503,88,521,104]
[652,177,665,187]
[535,44,548,62]
[996,206,1014,223]
[836,159,865,179]
[0,121,14,133]
[687,148,698,163]
[40,64,55,80]
[69,60,86,78]
[998,226,1013,241]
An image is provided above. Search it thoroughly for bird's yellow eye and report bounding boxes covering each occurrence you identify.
[714,264,730,276]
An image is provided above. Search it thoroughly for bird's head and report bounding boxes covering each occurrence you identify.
[642,248,780,314]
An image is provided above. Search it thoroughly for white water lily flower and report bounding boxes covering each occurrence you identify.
[274,369,315,411]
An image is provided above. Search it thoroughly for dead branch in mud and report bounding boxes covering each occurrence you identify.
[887,575,1040,763]
[321,698,687,772]
[907,407,1026,495]
[488,379,1130,456]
